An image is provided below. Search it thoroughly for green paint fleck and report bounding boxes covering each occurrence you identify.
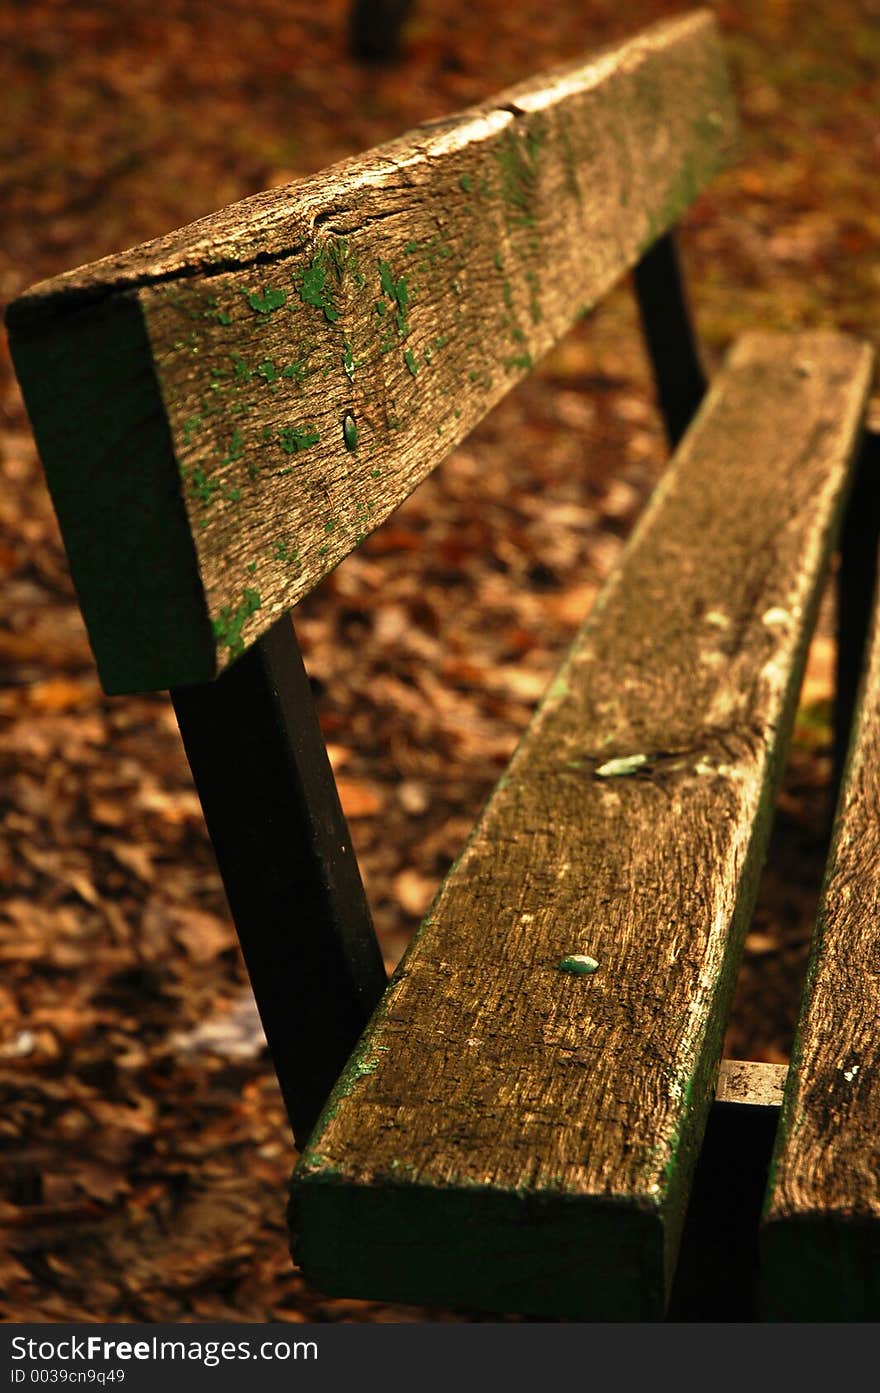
[343,413,358,451]
[459,173,473,193]
[185,466,220,505]
[245,287,288,315]
[279,424,320,454]
[525,269,542,324]
[370,467,381,478]
[342,340,355,382]
[247,562,257,574]
[281,358,309,384]
[182,414,202,445]
[504,352,533,371]
[493,115,546,228]
[375,300,387,317]
[378,259,397,299]
[256,358,278,385]
[377,258,412,338]
[296,252,340,323]
[212,588,262,659]
[404,348,419,377]
[223,427,245,462]
[404,240,420,254]
[559,954,599,976]
[230,353,252,383]
[493,251,504,272]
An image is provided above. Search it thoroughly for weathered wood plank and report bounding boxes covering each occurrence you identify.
[289,332,873,1320]
[763,546,880,1321]
[7,10,737,694]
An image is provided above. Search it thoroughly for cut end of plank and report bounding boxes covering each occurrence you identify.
[290,1169,666,1320]
[761,1217,880,1321]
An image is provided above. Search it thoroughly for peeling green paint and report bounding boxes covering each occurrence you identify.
[377,258,412,339]
[279,424,320,454]
[212,588,262,659]
[404,348,419,377]
[245,287,288,315]
[182,414,202,445]
[184,465,220,506]
[281,358,310,384]
[296,251,340,323]
[493,115,546,228]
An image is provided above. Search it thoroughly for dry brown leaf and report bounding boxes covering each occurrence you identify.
[335,778,383,818]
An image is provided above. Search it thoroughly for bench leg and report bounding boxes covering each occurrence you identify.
[633,230,706,449]
[171,614,387,1146]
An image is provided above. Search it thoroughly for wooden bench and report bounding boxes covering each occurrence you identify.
[7,10,879,1321]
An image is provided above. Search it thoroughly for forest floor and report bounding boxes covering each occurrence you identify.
[1,0,879,1322]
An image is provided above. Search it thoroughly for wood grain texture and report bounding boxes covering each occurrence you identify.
[7,10,737,694]
[290,332,874,1320]
[763,565,880,1321]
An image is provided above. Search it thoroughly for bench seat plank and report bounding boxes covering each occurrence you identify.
[763,569,880,1321]
[290,331,873,1320]
[7,10,736,694]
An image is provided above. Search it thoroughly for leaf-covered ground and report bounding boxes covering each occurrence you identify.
[1,0,878,1322]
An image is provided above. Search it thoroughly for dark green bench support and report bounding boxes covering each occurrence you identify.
[6,10,877,1319]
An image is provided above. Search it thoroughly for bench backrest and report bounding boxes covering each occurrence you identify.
[7,9,736,696]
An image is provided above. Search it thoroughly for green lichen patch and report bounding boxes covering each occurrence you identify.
[212,588,262,659]
[279,424,320,454]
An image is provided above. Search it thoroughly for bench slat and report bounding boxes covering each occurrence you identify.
[763,557,880,1321]
[7,10,736,694]
[290,331,873,1320]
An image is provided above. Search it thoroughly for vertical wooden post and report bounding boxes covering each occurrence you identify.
[633,230,707,448]
[667,1062,786,1320]
[171,614,387,1147]
[835,431,880,799]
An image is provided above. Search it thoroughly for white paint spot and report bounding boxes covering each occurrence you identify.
[595,753,647,778]
[842,1063,860,1083]
[704,610,730,629]
[762,606,791,628]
